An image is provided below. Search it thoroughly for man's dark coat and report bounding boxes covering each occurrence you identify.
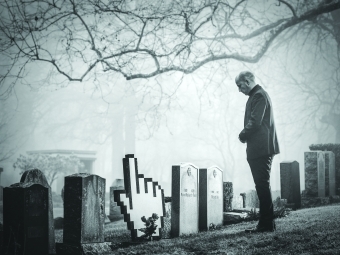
[239,85,280,159]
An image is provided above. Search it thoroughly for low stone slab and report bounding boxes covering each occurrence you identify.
[56,242,112,255]
[301,196,330,208]
[223,212,247,224]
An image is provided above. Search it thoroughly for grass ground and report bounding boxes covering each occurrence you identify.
[55,204,340,254]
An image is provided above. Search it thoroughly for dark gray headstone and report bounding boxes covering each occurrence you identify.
[109,178,124,222]
[280,161,301,209]
[245,190,259,208]
[20,168,56,254]
[325,152,336,196]
[199,166,223,231]
[305,151,326,197]
[63,173,105,244]
[223,182,233,212]
[56,173,112,254]
[171,163,198,237]
[3,183,49,255]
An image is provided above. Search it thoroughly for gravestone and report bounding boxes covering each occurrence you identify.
[0,167,3,201]
[171,163,199,237]
[56,173,112,254]
[3,183,49,255]
[199,166,223,231]
[223,182,233,212]
[114,154,165,241]
[161,201,172,239]
[305,151,326,197]
[245,190,259,208]
[325,151,336,196]
[280,161,301,209]
[20,168,56,254]
[109,178,124,222]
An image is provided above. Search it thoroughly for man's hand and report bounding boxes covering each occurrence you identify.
[114,155,165,241]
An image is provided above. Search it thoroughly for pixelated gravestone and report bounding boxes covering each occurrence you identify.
[3,183,49,255]
[171,163,199,237]
[199,166,223,231]
[325,151,336,196]
[223,182,233,212]
[56,173,112,254]
[20,168,56,254]
[114,154,165,241]
[280,161,301,209]
[305,151,326,197]
[109,178,124,222]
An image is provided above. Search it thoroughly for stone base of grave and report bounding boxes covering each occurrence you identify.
[330,195,340,204]
[223,212,248,224]
[107,213,123,222]
[301,196,330,208]
[56,242,112,255]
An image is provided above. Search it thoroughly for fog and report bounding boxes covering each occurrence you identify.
[0,1,339,199]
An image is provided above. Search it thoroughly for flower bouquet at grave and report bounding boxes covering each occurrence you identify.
[138,213,159,241]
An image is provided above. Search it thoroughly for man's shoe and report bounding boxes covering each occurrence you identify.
[245,224,275,233]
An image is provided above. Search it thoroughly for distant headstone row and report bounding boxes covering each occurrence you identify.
[279,150,337,210]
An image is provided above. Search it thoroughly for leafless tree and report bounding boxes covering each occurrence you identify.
[0,0,339,98]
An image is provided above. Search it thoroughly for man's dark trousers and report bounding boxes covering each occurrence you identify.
[247,154,274,227]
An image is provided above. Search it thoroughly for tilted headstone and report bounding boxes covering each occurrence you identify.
[280,161,301,209]
[325,151,336,196]
[3,183,49,255]
[199,166,223,231]
[305,151,326,197]
[109,178,124,222]
[114,154,165,241]
[171,163,199,237]
[56,173,111,254]
[223,182,233,212]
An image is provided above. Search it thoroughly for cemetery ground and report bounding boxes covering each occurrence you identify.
[52,203,339,255]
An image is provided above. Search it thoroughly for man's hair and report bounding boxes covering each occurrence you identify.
[235,71,255,84]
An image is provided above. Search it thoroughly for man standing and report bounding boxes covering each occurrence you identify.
[235,71,280,233]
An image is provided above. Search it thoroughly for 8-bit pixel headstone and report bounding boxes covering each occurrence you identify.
[114,155,165,241]
[20,168,56,254]
[280,161,301,209]
[3,183,49,255]
[171,163,199,237]
[199,166,223,231]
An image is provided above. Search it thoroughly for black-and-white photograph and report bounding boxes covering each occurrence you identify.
[0,0,339,254]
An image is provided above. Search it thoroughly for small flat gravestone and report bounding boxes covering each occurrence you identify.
[20,168,56,254]
[114,154,165,241]
[3,182,49,255]
[56,173,112,254]
[199,166,223,231]
[280,161,301,209]
[305,151,326,197]
[171,163,199,237]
